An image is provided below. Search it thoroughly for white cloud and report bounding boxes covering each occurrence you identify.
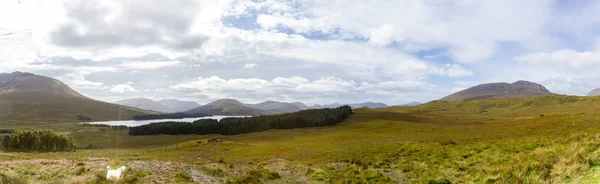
[3,0,600,104]
[57,73,104,89]
[171,76,432,104]
[119,60,181,70]
[516,49,600,68]
[435,64,474,77]
[251,0,554,62]
[243,63,258,69]
[110,84,136,93]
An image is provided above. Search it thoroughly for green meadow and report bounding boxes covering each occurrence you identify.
[4,94,600,183]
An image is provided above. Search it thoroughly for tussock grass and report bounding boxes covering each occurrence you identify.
[203,167,228,177]
[0,170,29,184]
[173,171,193,183]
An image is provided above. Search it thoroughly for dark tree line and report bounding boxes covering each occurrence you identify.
[129,106,353,136]
[0,129,13,133]
[2,130,77,152]
[133,112,210,120]
[79,123,129,131]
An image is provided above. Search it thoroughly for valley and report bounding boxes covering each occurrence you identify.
[2,73,600,183]
[5,94,600,183]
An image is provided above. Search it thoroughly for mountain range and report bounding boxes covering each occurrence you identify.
[185,99,267,115]
[158,99,201,112]
[0,71,151,122]
[115,98,173,113]
[440,80,552,101]
[114,96,391,115]
[13,71,578,121]
[245,100,304,114]
[115,98,201,113]
[185,100,389,116]
[397,101,421,106]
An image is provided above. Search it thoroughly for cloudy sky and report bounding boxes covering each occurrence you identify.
[1,0,600,105]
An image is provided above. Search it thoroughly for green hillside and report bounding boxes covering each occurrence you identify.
[0,72,152,125]
[0,91,151,123]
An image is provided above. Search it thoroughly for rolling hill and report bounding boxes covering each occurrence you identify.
[185,99,267,115]
[348,102,388,108]
[310,103,342,109]
[440,80,552,101]
[0,71,152,122]
[116,98,173,113]
[158,99,200,112]
[398,101,421,106]
[310,102,388,109]
[291,102,309,110]
[246,100,304,114]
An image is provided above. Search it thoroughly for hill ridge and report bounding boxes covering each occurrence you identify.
[440,80,552,101]
[0,71,152,122]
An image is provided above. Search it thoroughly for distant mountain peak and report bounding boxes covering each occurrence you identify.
[310,102,388,109]
[207,99,243,106]
[399,101,421,106]
[257,100,278,105]
[8,71,35,77]
[115,98,172,113]
[247,100,304,114]
[186,98,266,115]
[0,71,84,98]
[441,80,552,101]
[158,99,200,112]
[348,102,388,108]
[291,102,309,109]
[588,88,600,96]
[0,71,150,121]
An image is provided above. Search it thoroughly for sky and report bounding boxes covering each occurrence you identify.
[1,0,600,105]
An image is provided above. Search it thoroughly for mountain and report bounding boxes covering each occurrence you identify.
[440,80,552,101]
[0,71,151,122]
[0,71,84,97]
[246,100,303,114]
[587,88,600,96]
[348,102,389,108]
[399,101,421,106]
[115,98,173,113]
[310,103,342,109]
[158,99,200,112]
[308,102,388,109]
[291,102,309,110]
[185,99,267,115]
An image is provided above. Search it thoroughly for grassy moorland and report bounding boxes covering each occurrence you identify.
[3,95,600,183]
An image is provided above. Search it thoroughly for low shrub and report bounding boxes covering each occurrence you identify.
[246,168,280,180]
[203,167,227,177]
[173,171,192,183]
[0,171,28,184]
[226,175,263,184]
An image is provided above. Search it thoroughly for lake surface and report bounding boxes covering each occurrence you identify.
[82,116,247,127]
